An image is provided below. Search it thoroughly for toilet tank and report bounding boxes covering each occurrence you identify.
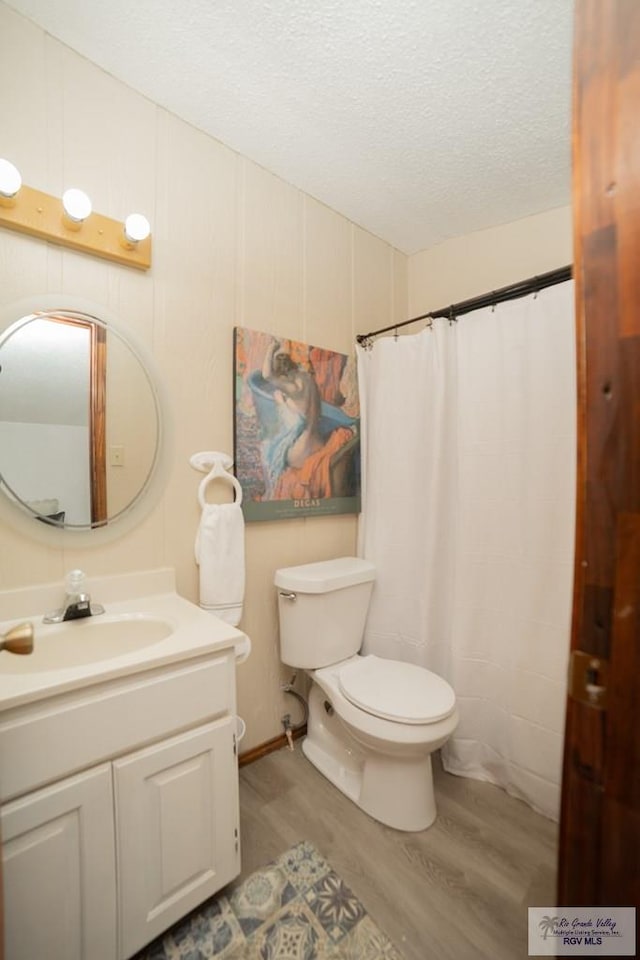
[275,557,376,669]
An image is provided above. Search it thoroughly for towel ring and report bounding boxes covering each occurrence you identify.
[190,451,243,507]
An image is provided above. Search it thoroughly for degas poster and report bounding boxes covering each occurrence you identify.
[233,327,361,521]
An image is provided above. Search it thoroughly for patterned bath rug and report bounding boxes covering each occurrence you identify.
[136,839,405,960]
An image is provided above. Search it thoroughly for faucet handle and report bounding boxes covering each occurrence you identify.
[65,569,87,595]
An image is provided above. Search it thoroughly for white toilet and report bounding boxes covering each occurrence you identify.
[275,556,458,831]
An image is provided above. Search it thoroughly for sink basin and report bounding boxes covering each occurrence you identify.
[0,615,173,672]
[0,569,249,712]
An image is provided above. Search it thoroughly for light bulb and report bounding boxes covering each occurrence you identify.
[124,213,151,243]
[0,159,22,199]
[62,188,92,222]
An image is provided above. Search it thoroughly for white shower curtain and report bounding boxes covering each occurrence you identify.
[357,321,458,678]
[357,282,576,820]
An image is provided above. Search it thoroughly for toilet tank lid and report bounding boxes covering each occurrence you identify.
[275,557,376,593]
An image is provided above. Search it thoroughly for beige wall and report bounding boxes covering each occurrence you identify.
[408,206,572,315]
[0,3,407,751]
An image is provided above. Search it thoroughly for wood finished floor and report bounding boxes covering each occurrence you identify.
[238,746,557,960]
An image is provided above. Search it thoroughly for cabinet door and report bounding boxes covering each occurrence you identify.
[1,764,116,960]
[114,718,240,959]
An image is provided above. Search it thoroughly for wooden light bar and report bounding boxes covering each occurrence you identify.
[0,183,151,271]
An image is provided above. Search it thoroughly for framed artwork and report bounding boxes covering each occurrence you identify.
[233,327,361,521]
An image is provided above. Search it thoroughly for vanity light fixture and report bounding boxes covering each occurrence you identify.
[62,188,92,223]
[0,157,151,270]
[0,158,22,200]
[123,213,151,244]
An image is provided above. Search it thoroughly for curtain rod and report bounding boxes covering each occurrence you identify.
[356,264,573,346]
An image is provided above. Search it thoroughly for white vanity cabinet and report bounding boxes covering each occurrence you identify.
[114,717,239,958]
[2,764,116,960]
[0,646,242,960]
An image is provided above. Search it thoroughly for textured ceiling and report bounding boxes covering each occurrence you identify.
[5,0,573,253]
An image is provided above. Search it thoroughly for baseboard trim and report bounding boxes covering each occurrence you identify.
[239,725,307,767]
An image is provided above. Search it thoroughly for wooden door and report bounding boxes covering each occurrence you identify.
[1,764,116,960]
[558,0,640,911]
[46,313,107,526]
[114,719,240,960]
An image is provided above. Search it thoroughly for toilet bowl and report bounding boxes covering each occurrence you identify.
[275,557,458,832]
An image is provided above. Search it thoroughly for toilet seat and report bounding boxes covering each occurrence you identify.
[338,655,455,725]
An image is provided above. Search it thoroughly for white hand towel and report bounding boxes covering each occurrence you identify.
[195,502,245,626]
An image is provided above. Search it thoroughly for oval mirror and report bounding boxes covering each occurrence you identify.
[0,297,167,543]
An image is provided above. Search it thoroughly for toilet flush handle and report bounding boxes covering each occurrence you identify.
[279,591,297,601]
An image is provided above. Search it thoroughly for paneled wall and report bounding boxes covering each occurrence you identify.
[408,206,572,315]
[0,3,407,751]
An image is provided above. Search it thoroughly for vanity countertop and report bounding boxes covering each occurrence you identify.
[0,568,248,712]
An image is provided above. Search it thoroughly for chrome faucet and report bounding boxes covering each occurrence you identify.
[43,570,105,623]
